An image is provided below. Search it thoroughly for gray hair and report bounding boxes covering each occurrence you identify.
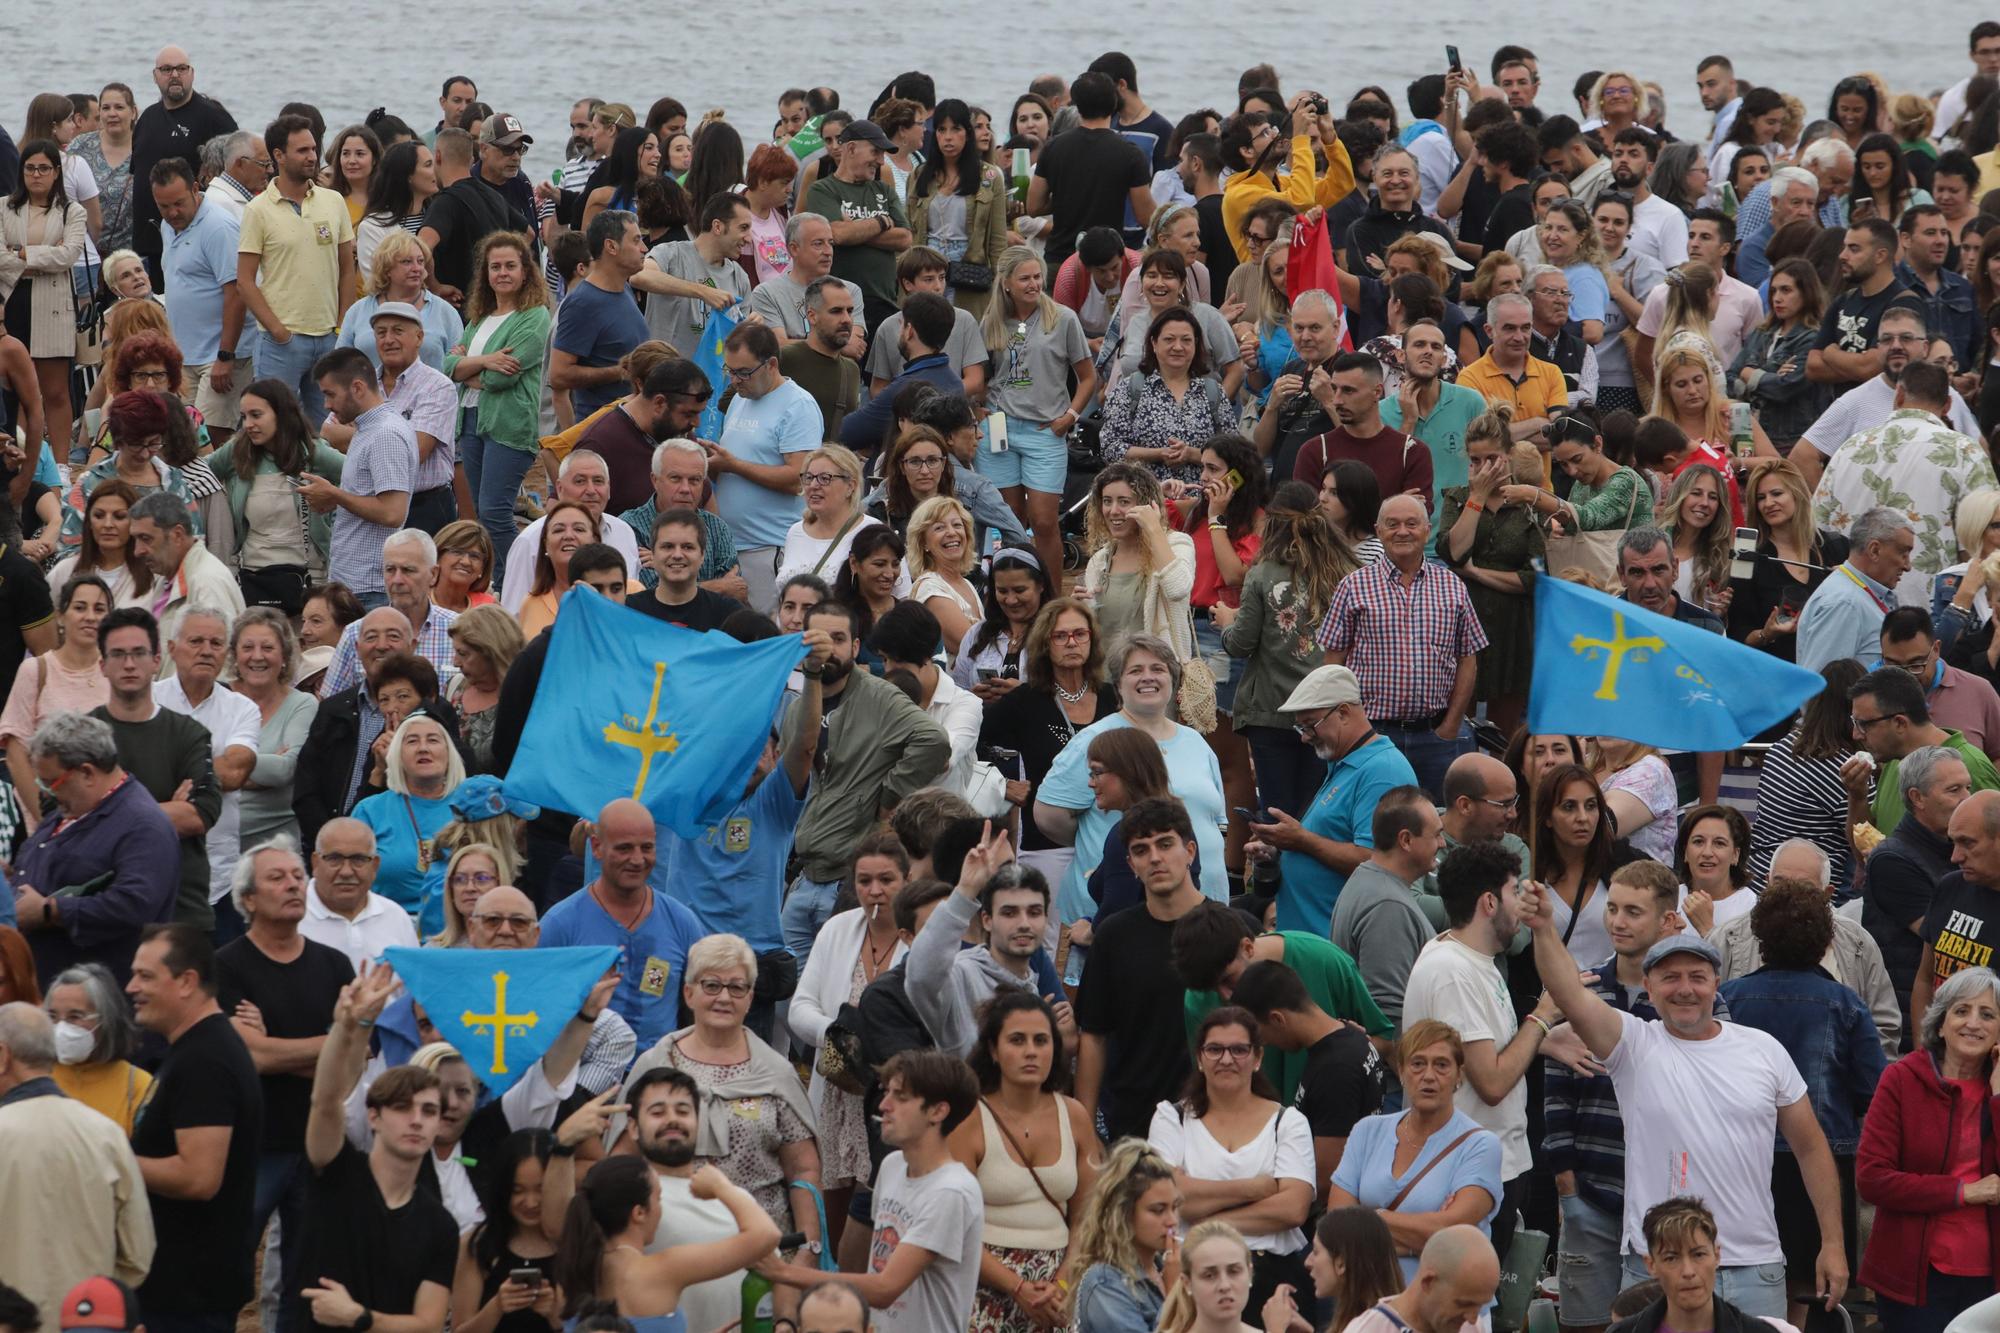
[1616,526,1672,565]
[1921,965,2000,1055]
[230,834,306,917]
[1902,745,1967,803]
[1770,838,1833,889]
[586,208,637,259]
[199,132,234,176]
[1770,166,1818,202]
[1850,506,1915,551]
[0,1003,55,1070]
[1291,288,1339,324]
[1108,633,1184,695]
[1487,291,1533,324]
[29,711,119,772]
[560,449,607,480]
[47,963,140,1063]
[785,211,831,248]
[652,437,707,475]
[1523,263,1564,287]
[314,816,378,856]
[220,129,263,170]
[1800,138,1856,172]
[230,605,299,677]
[129,489,197,535]
[173,603,233,641]
[383,527,438,567]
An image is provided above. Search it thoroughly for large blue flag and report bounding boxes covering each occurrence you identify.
[503,588,803,835]
[1526,577,1826,751]
[384,945,617,1093]
[691,305,738,440]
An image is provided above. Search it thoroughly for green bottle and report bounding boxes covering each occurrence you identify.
[1012,147,1031,205]
[741,1271,775,1333]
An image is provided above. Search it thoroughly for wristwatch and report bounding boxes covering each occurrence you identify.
[352,1312,374,1333]
[215,349,234,362]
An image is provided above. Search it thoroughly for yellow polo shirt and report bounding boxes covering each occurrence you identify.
[1457,351,1568,420]
[238,182,353,336]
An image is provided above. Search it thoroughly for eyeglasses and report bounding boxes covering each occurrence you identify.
[725,358,771,380]
[800,471,849,487]
[470,912,534,931]
[1293,707,1340,738]
[317,851,378,867]
[1536,289,1573,302]
[1201,1042,1255,1062]
[1477,793,1522,811]
[1049,628,1091,644]
[902,455,945,470]
[695,977,753,998]
[1603,85,1635,96]
[130,369,172,386]
[1245,231,1274,246]
[1851,711,1905,733]
[451,870,500,888]
[1878,332,1927,346]
[104,647,154,662]
[20,164,54,176]
[155,63,192,75]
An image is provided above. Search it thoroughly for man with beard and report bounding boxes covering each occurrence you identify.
[132,45,237,283]
[1894,204,1978,370]
[1807,219,1913,399]
[1381,319,1486,531]
[1290,352,1433,507]
[1528,880,1850,1318]
[1251,665,1417,935]
[1795,306,1979,488]
[1607,128,1688,268]
[783,277,862,439]
[1402,841,1561,1260]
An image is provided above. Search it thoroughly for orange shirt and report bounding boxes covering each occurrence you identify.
[1456,351,1568,420]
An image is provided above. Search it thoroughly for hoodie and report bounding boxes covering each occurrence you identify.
[906,889,1039,1056]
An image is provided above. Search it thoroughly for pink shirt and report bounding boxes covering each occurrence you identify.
[1635,270,1765,367]
[0,653,110,745]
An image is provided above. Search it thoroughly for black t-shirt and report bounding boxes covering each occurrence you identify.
[1816,278,1915,362]
[0,541,52,703]
[215,935,354,1152]
[1076,901,1193,1141]
[1034,127,1150,268]
[1869,819,1953,1035]
[1115,111,1177,172]
[1296,1025,1387,1139]
[1194,194,1235,294]
[424,177,530,291]
[1265,358,1337,483]
[1481,182,1535,256]
[131,95,238,258]
[628,585,745,632]
[296,1141,458,1333]
[1921,870,2000,996]
[980,684,1119,851]
[132,1012,263,1315]
[95,705,221,925]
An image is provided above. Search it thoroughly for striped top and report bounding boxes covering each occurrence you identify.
[1744,730,1855,887]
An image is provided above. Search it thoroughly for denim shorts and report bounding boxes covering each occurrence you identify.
[1191,613,1241,713]
[1557,1193,1622,1326]
[975,415,1068,494]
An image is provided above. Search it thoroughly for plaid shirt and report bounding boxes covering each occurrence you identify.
[319,601,460,699]
[1315,557,1487,721]
[381,361,462,492]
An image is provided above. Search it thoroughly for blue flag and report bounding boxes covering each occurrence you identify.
[691,305,738,440]
[384,945,617,1093]
[503,588,804,836]
[1526,577,1826,751]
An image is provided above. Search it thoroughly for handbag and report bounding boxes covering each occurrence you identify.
[814,1002,871,1095]
[237,474,319,615]
[1544,470,1643,586]
[946,259,993,291]
[1143,549,1218,733]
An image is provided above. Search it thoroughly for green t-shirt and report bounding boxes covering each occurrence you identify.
[803,173,909,308]
[1874,730,2000,831]
[1185,931,1392,1102]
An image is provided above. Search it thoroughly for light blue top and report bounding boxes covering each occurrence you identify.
[554,280,650,416]
[714,378,824,549]
[1074,1263,1164,1333]
[539,884,704,1049]
[336,291,465,373]
[1382,379,1488,553]
[1564,262,1610,325]
[350,789,454,915]
[657,768,805,953]
[1037,714,1228,922]
[1795,561,1895,674]
[1277,734,1419,934]
[162,198,241,363]
[1333,1107,1503,1283]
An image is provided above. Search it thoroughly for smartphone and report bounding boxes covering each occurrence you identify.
[985,411,1009,453]
[1233,806,1261,823]
[1730,525,1758,581]
[977,667,999,682]
[1446,45,1462,73]
[1225,468,1246,490]
[508,1269,542,1288]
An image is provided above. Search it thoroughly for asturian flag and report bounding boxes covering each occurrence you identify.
[385,945,617,1093]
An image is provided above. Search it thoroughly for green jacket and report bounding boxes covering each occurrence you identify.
[1220,558,1326,730]
[907,161,1011,317]
[782,670,950,881]
[204,438,348,559]
[444,304,553,450]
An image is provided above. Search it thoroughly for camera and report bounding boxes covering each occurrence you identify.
[1307,93,1329,116]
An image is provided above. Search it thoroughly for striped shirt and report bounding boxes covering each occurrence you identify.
[1744,731,1856,888]
[1316,558,1488,722]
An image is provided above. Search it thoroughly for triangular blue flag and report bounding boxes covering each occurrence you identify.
[502,589,803,836]
[690,305,738,440]
[1526,577,1826,751]
[384,945,617,1093]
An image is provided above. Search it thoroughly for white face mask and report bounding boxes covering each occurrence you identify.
[53,1021,96,1065]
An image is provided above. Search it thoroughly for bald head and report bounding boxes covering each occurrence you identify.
[800,1281,870,1333]
[1381,494,1428,524]
[1411,1225,1501,1333]
[1951,789,2000,888]
[153,46,194,106]
[1443,752,1516,838]
[356,607,415,675]
[1377,493,1433,569]
[467,885,538,949]
[593,798,658,893]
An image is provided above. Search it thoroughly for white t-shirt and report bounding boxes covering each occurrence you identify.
[868,1153,983,1333]
[1799,373,1980,457]
[1400,935,1530,1179]
[1148,1101,1315,1254]
[1629,193,1691,270]
[648,1170,742,1333]
[1603,1009,1808,1265]
[151,681,261,903]
[776,513,911,596]
[1709,886,1759,930]
[64,153,101,264]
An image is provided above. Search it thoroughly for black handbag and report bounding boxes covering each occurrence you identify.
[239,564,311,615]
[946,259,993,291]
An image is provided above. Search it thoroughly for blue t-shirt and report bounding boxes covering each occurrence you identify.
[714,379,823,549]
[555,280,650,417]
[162,200,241,363]
[539,885,703,1048]
[1278,734,1418,934]
[1037,714,1228,922]
[350,790,455,916]
[1333,1108,1502,1284]
[1565,262,1611,326]
[657,770,805,953]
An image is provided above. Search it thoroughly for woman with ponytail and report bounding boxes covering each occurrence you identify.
[1069,1140,1182,1333]
[1156,1221,1257,1333]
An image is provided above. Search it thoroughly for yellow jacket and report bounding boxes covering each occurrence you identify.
[1221,135,1357,261]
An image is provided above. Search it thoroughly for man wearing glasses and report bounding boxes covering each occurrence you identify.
[1795,306,1981,489]
[710,321,824,614]
[418,121,533,304]
[299,818,418,970]
[132,44,237,284]
[1842,665,2000,849]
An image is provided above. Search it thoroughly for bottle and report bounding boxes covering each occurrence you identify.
[741,1270,775,1333]
[1012,147,1031,205]
[1729,401,1754,462]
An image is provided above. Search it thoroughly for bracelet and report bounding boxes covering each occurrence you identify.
[1529,1014,1553,1036]
[550,1139,579,1158]
[354,1017,375,1029]
[1465,500,1484,513]
[573,1008,594,1024]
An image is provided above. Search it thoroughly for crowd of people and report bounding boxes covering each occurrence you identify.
[15,27,2000,1333]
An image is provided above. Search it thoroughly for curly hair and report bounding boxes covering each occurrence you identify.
[111,328,183,395]
[1063,1139,1179,1293]
[1751,876,1836,970]
[1085,463,1168,571]
[1254,480,1355,633]
[462,230,553,326]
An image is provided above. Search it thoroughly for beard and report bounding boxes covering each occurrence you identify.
[818,655,855,686]
[1611,166,1643,189]
[639,1134,696,1169]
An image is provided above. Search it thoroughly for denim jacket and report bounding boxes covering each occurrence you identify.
[1075,1263,1164,1333]
[1718,965,1888,1153]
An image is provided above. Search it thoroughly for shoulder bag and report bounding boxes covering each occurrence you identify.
[1385,1128,1481,1211]
[1145,537,1217,733]
[1543,471,1642,586]
[237,472,316,616]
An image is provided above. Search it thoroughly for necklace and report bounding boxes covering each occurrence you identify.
[1054,680,1090,705]
[863,927,897,979]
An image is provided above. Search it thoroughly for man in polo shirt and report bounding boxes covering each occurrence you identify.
[1456,293,1566,444]
[1796,508,1914,673]
[298,818,418,970]
[239,112,355,424]
[152,155,247,447]
[1845,666,2000,843]
[1881,608,2000,760]
[320,303,459,532]
[303,348,416,610]
[1381,318,1486,535]
[1314,496,1486,796]
[1246,664,1418,935]
[538,797,703,1049]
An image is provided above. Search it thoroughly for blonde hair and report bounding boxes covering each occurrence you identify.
[1746,459,1817,557]
[1156,1222,1253,1333]
[804,442,866,522]
[383,712,466,796]
[981,245,1060,353]
[1591,71,1653,123]
[1465,400,1516,452]
[429,842,514,947]
[1250,240,1291,334]
[1507,442,1545,485]
[1956,488,2000,560]
[1662,462,1733,595]
[1890,92,1935,142]
[367,229,434,299]
[1649,341,1730,443]
[1063,1140,1180,1293]
[103,249,147,292]
[448,603,526,681]
[906,495,977,577]
[1658,263,1718,353]
[684,932,757,987]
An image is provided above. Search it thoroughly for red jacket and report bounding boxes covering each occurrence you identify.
[1856,1050,2000,1307]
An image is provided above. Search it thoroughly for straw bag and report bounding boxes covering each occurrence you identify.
[1544,472,1643,586]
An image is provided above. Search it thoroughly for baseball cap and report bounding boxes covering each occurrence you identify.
[839,120,893,152]
[1278,665,1363,713]
[62,1278,141,1333]
[1642,936,1723,972]
[451,774,541,822]
[478,114,534,149]
[1408,230,1474,272]
[369,300,425,328]
[593,102,637,129]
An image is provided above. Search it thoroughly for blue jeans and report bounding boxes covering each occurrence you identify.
[1377,719,1474,801]
[461,428,537,591]
[253,331,337,425]
[1557,1193,1623,1327]
[1620,1252,1786,1320]
[354,589,389,612]
[1243,724,1326,820]
[782,873,842,971]
[211,893,248,946]
[251,1151,310,1333]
